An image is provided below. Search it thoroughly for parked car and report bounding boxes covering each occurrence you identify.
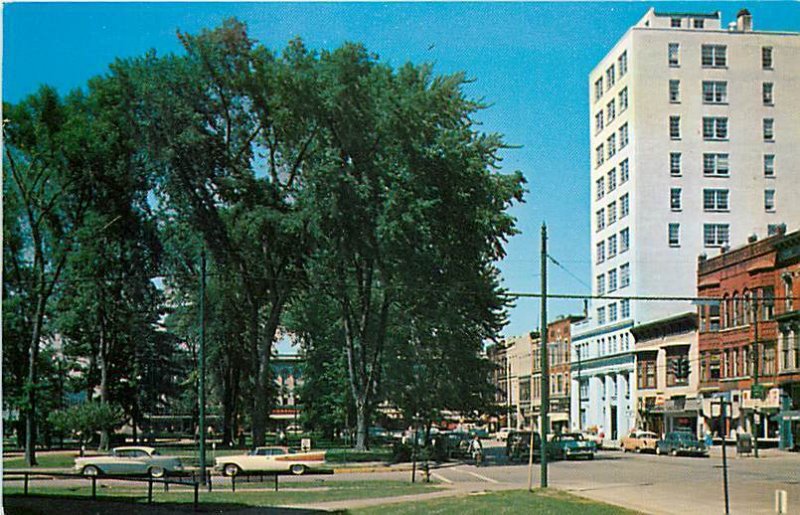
[505,431,558,463]
[215,447,325,476]
[216,446,327,476]
[74,446,183,478]
[656,432,709,457]
[549,432,597,460]
[495,427,513,441]
[621,430,659,453]
[581,430,605,449]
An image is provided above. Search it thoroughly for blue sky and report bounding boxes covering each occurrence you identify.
[5,2,799,338]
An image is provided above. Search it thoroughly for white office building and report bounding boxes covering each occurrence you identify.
[571,8,800,441]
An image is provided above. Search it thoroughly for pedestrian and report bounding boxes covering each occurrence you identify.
[704,430,713,448]
[468,434,483,466]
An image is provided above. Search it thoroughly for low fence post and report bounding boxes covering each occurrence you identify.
[194,482,199,512]
[24,472,29,496]
[91,476,97,499]
[207,471,213,492]
[147,476,153,504]
[231,474,236,493]
[274,474,278,492]
[164,479,169,493]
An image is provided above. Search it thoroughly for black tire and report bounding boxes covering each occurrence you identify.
[670,449,678,457]
[290,464,307,476]
[149,466,166,478]
[588,454,595,460]
[223,463,241,477]
[656,447,662,456]
[82,465,101,477]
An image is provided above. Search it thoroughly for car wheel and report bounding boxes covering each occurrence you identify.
[149,466,166,478]
[82,465,101,477]
[223,464,241,477]
[670,449,678,457]
[588,454,595,460]
[290,464,307,476]
[656,447,662,456]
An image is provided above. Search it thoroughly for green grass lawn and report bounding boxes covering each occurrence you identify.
[3,453,78,469]
[3,479,441,507]
[350,489,641,515]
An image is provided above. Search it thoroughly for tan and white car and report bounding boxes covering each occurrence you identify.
[620,430,659,453]
[215,446,326,477]
[74,446,183,478]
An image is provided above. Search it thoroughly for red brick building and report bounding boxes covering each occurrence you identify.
[697,227,800,448]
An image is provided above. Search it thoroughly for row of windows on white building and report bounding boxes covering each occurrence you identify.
[596,264,631,295]
[668,79,776,106]
[596,195,629,232]
[668,188,777,214]
[596,228,630,263]
[668,115,776,142]
[668,152,777,178]
[574,330,633,362]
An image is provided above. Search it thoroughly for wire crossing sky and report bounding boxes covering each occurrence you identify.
[5,2,799,337]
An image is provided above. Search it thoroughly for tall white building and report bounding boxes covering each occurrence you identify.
[570,8,800,441]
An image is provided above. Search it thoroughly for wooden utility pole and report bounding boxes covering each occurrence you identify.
[199,247,207,485]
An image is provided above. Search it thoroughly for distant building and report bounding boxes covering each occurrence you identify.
[271,353,303,431]
[573,8,800,442]
[545,316,584,433]
[697,227,800,449]
[630,312,701,438]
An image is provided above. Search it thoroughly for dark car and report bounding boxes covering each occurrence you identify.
[549,432,597,460]
[506,431,558,463]
[656,431,708,457]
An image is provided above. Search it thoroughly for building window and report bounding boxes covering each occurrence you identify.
[669,223,680,247]
[618,51,628,77]
[619,124,629,148]
[596,241,606,263]
[606,65,616,89]
[607,134,617,158]
[764,154,775,177]
[608,169,617,192]
[595,112,604,134]
[704,223,730,247]
[670,152,682,176]
[619,87,628,112]
[703,189,729,211]
[669,79,680,103]
[638,355,657,389]
[693,18,705,29]
[668,43,680,67]
[620,263,630,287]
[596,177,605,200]
[620,159,629,183]
[620,193,629,218]
[597,307,606,325]
[607,99,616,123]
[763,83,774,105]
[765,189,776,212]
[594,78,603,102]
[762,46,773,69]
[609,302,618,321]
[671,18,682,28]
[596,208,605,232]
[608,269,618,292]
[703,117,728,140]
[702,81,727,104]
[608,201,617,225]
[596,275,606,295]
[595,144,604,168]
[608,235,618,258]
[702,44,727,67]
[763,118,774,141]
[670,116,681,139]
[621,299,630,318]
[703,153,729,176]
[620,228,630,252]
[670,188,682,211]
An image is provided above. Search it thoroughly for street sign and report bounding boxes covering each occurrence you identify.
[751,384,766,400]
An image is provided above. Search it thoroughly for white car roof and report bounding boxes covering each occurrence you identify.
[113,446,156,454]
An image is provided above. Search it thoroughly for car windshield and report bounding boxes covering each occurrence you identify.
[559,434,582,441]
[640,432,657,438]
[674,433,695,441]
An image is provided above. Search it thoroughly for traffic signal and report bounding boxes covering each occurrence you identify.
[672,356,690,380]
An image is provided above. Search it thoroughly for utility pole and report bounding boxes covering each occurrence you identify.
[576,346,582,432]
[752,291,760,458]
[713,399,731,514]
[199,247,207,485]
[540,223,550,489]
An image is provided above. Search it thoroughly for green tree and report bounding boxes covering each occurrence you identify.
[48,402,125,455]
[301,46,525,449]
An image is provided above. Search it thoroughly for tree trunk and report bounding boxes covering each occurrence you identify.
[98,312,110,451]
[252,301,283,448]
[355,398,369,451]
[25,292,47,467]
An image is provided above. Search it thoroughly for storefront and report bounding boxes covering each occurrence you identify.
[650,397,702,438]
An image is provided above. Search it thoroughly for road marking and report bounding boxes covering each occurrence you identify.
[431,472,453,484]
[454,467,499,484]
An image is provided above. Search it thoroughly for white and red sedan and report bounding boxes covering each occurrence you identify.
[215,446,326,477]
